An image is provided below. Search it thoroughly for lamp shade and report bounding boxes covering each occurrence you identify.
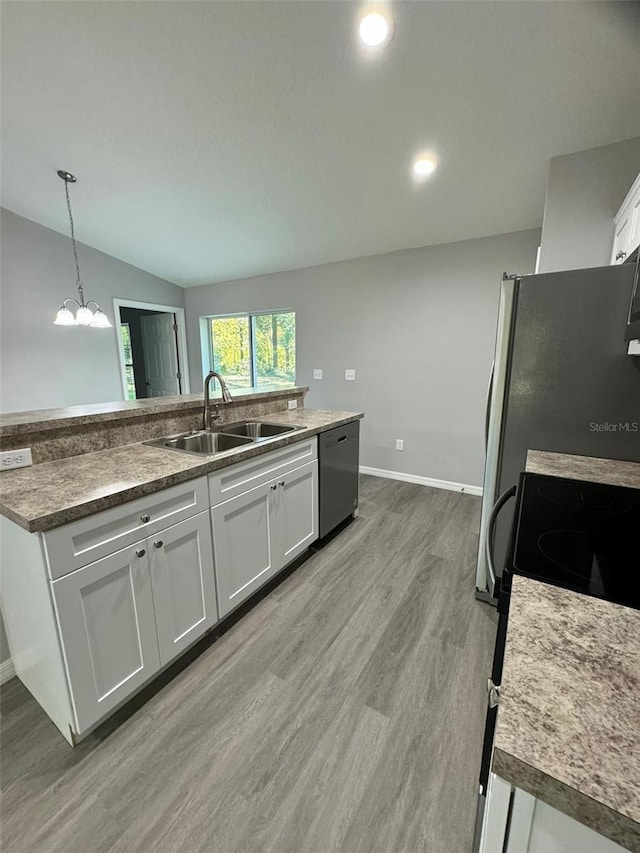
[75,305,95,326]
[90,309,112,328]
[54,306,77,326]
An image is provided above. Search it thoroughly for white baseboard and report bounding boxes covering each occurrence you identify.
[360,465,483,497]
[0,657,15,685]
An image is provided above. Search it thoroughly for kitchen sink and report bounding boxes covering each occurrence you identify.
[220,421,298,439]
[145,430,253,456]
[144,420,302,457]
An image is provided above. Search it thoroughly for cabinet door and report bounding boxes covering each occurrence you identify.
[52,545,160,734]
[149,511,218,666]
[212,482,277,618]
[276,460,318,567]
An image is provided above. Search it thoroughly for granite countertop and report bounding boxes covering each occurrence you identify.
[494,575,640,852]
[0,409,362,533]
[0,386,310,437]
[527,450,640,489]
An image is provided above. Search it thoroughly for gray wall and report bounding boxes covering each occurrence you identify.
[0,209,185,667]
[0,208,185,413]
[185,229,540,488]
[538,137,640,273]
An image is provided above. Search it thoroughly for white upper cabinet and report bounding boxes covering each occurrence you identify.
[611,172,640,264]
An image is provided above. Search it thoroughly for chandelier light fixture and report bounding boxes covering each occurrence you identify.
[54,170,112,328]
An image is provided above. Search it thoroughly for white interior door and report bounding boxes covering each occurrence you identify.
[140,313,180,397]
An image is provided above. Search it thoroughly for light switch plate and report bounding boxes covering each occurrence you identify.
[287,399,298,410]
[313,369,323,380]
[345,369,356,381]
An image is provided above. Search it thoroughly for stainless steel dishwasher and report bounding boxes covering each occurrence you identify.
[318,420,360,538]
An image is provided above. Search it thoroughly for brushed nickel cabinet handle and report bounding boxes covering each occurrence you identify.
[153,540,163,549]
[270,484,277,490]
[140,514,151,523]
[616,250,627,261]
[279,481,285,487]
[135,548,146,558]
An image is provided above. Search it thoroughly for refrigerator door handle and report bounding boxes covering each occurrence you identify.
[484,362,494,449]
[485,486,517,589]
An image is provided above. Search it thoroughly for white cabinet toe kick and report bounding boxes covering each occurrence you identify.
[0,437,321,744]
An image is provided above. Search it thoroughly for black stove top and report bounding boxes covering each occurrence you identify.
[507,472,640,610]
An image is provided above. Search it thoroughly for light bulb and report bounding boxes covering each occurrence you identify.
[359,12,391,47]
[76,306,95,326]
[90,309,112,328]
[54,307,77,326]
[413,156,437,177]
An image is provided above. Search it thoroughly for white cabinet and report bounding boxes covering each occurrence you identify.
[611,172,640,264]
[52,544,161,734]
[277,460,318,566]
[480,773,629,853]
[212,481,277,617]
[212,456,318,618]
[149,511,218,665]
[52,509,217,733]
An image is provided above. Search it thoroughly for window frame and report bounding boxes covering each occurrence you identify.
[201,309,296,391]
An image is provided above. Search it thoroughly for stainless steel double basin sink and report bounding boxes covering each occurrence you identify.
[144,421,302,458]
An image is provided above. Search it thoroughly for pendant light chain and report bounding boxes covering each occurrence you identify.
[63,177,85,302]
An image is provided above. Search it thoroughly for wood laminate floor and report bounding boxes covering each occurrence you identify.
[1,475,497,853]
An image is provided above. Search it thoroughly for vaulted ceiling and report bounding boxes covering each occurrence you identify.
[2,1,640,286]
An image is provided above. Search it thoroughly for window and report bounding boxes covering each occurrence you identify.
[206,311,296,390]
[120,323,136,400]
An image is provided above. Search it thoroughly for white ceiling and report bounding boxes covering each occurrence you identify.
[2,1,640,287]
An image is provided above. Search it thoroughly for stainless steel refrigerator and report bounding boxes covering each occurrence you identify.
[475,263,640,602]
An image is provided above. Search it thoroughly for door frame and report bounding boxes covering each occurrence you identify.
[113,299,191,399]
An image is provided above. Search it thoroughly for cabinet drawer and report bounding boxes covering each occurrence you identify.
[208,437,317,506]
[44,477,209,579]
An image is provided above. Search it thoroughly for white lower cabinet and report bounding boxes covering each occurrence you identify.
[2,441,324,744]
[212,459,318,618]
[52,509,217,735]
[481,773,629,853]
[149,511,218,665]
[52,544,161,734]
[277,461,318,566]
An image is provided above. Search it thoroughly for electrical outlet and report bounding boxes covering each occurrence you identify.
[313,369,323,380]
[1,447,33,470]
[345,369,356,381]
[287,399,298,410]
[395,439,404,451]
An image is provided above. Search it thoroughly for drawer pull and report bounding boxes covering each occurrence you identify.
[154,540,163,549]
[140,514,151,523]
[135,548,146,558]
[279,481,285,487]
[270,484,277,491]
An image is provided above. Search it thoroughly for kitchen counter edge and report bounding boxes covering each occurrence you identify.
[0,410,363,534]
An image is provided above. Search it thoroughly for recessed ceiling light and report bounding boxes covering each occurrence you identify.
[359,12,392,47]
[413,156,438,177]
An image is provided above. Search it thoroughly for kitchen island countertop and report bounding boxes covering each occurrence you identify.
[0,409,362,533]
[526,449,640,489]
[494,575,640,852]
